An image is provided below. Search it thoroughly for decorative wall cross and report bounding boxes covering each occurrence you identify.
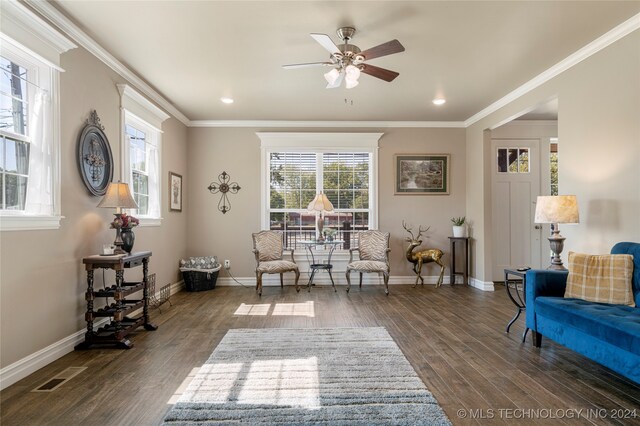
[207,171,241,214]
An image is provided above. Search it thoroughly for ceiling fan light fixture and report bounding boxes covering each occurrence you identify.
[345,64,361,80]
[324,68,341,85]
[345,78,359,89]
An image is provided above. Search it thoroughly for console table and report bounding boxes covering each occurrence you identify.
[75,251,157,350]
[448,237,469,285]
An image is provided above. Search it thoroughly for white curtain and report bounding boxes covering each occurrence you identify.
[147,145,160,218]
[24,89,53,215]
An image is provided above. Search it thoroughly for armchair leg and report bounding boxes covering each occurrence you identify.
[383,272,390,295]
[280,273,284,288]
[257,272,263,296]
[359,273,363,288]
[346,270,351,293]
[532,331,542,347]
[294,269,300,293]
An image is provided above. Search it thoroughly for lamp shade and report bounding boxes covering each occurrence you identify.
[307,192,334,212]
[97,181,138,209]
[534,195,579,224]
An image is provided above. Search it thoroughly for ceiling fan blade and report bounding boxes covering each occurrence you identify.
[360,64,400,82]
[326,72,344,89]
[282,62,333,69]
[359,39,405,61]
[310,33,341,55]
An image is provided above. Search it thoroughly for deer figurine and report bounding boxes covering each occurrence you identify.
[402,220,445,287]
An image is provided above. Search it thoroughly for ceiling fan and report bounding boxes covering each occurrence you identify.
[282,27,405,89]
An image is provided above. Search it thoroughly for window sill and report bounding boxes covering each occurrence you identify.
[138,217,162,227]
[0,215,64,231]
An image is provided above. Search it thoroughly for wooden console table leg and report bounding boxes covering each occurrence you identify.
[142,257,158,331]
[75,268,95,350]
[449,239,456,285]
[114,269,124,334]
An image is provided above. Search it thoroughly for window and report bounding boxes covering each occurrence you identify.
[126,119,154,215]
[118,84,169,224]
[0,56,30,211]
[0,0,76,230]
[497,147,529,173]
[259,133,381,250]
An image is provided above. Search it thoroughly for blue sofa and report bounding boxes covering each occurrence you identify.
[526,242,640,384]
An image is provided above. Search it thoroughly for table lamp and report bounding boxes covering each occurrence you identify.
[534,195,579,270]
[307,192,334,242]
[97,181,138,254]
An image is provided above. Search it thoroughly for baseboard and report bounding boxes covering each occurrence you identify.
[0,279,184,391]
[469,277,495,291]
[216,274,465,287]
[169,279,185,294]
[0,317,107,391]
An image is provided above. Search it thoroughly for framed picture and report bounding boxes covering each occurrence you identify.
[394,154,450,195]
[169,172,182,211]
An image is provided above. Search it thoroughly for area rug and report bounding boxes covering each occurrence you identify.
[162,327,450,425]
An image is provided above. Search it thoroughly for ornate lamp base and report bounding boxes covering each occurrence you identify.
[317,214,325,242]
[112,214,126,254]
[547,224,567,270]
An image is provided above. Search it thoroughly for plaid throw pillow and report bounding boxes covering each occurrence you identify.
[565,251,635,307]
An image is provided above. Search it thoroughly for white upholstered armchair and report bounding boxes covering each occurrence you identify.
[345,230,391,295]
[252,231,300,296]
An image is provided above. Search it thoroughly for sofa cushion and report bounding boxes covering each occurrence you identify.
[565,252,635,307]
[611,242,640,307]
[535,296,640,356]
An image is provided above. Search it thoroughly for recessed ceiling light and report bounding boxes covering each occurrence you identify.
[220,97,234,104]
[432,98,446,105]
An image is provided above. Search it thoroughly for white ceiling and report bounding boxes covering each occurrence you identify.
[52,1,640,122]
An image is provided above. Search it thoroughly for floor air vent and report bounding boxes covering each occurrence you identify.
[32,366,87,392]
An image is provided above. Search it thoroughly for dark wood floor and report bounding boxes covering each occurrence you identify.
[2,284,639,425]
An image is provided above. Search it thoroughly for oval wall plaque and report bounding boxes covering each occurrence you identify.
[77,110,113,196]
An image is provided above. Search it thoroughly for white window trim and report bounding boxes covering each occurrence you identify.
[118,84,169,226]
[257,132,382,232]
[0,1,75,231]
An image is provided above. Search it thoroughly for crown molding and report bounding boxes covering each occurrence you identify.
[465,12,640,127]
[24,0,190,126]
[507,120,558,126]
[189,120,465,128]
[1,0,76,59]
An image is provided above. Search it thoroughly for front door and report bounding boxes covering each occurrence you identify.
[491,139,542,280]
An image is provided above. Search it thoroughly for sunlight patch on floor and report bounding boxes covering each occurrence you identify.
[233,302,315,317]
[169,362,244,405]
[167,366,201,404]
[234,303,271,315]
[168,358,320,409]
[272,301,315,317]
[237,357,320,409]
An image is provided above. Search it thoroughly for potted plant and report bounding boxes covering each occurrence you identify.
[451,216,466,237]
[323,227,337,242]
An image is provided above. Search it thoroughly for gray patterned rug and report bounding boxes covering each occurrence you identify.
[162,327,450,425]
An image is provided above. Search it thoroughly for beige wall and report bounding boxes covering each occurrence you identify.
[187,127,466,280]
[0,46,188,368]
[466,30,640,281]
